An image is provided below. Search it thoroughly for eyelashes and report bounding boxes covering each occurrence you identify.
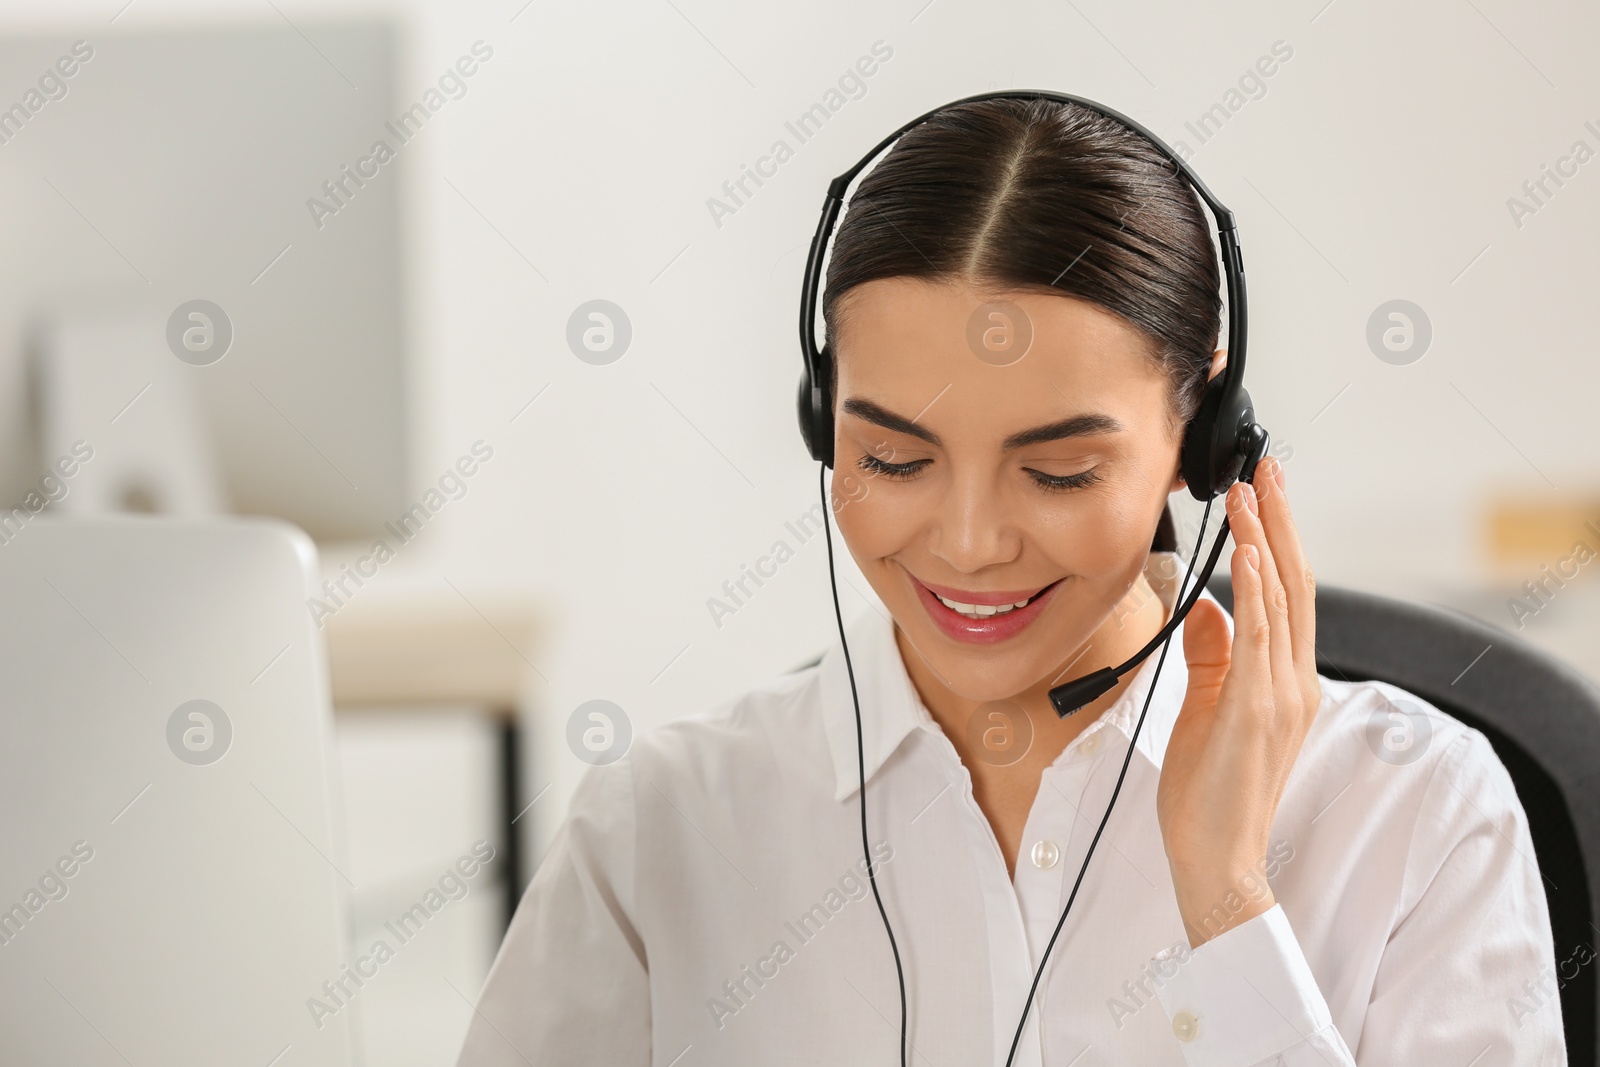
[855,452,1103,494]
[856,453,927,480]
[1027,467,1104,493]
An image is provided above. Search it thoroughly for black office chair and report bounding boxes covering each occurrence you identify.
[1207,573,1600,1064]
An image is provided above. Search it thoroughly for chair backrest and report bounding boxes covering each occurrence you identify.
[0,516,355,1066]
[1207,573,1600,1065]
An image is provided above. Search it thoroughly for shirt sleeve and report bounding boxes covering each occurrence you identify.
[1357,727,1566,1065]
[1152,727,1566,1066]
[1153,904,1355,1067]
[454,757,650,1066]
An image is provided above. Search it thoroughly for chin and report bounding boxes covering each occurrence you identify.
[939,662,1054,706]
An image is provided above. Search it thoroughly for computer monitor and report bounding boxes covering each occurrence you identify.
[0,516,356,1066]
[0,23,408,541]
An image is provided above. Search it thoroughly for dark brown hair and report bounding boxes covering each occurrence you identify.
[823,97,1222,438]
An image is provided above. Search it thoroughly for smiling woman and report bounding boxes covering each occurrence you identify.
[456,96,1565,1067]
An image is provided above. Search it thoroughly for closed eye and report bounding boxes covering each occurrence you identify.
[857,452,928,480]
[1025,466,1102,493]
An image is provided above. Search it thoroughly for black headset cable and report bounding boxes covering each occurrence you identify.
[820,463,910,1067]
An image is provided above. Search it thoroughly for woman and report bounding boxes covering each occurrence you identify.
[457,97,1564,1065]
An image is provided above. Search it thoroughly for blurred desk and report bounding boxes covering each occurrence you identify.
[324,594,542,926]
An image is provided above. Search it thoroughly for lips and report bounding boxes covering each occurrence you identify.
[917,578,1054,607]
[909,571,1065,645]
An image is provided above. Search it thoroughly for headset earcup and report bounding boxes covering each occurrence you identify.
[796,346,835,467]
[795,371,820,461]
[1178,380,1222,500]
[813,346,836,468]
[1179,378,1253,501]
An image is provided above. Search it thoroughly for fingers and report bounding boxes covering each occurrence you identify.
[1220,527,1269,725]
[1181,596,1232,695]
[1226,481,1296,711]
[1252,456,1318,696]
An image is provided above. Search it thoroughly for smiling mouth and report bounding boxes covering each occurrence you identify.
[905,571,1066,645]
[930,584,1057,619]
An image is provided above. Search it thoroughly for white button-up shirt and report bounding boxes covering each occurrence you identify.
[457,553,1566,1066]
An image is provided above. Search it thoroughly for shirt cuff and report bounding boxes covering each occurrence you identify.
[1153,904,1336,1067]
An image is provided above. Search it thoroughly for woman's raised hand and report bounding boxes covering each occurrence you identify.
[1156,455,1321,947]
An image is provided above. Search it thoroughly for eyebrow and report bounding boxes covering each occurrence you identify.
[840,397,1124,451]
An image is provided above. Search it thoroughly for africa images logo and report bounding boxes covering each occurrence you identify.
[704,40,894,229]
[306,841,495,1029]
[305,41,494,231]
[706,842,894,1031]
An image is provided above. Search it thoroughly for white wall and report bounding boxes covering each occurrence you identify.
[10,0,1598,870]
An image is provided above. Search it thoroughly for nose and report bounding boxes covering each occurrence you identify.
[925,464,1022,575]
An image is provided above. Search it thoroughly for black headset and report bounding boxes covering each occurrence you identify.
[802,90,1272,1065]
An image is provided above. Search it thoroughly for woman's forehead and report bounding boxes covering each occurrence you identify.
[834,277,1167,400]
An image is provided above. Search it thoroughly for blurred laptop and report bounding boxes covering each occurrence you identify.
[0,516,355,1066]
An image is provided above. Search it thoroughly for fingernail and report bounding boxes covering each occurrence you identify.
[1272,457,1286,491]
[1242,544,1259,571]
[1243,483,1258,516]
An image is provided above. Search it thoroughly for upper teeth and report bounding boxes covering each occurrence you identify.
[936,593,1035,618]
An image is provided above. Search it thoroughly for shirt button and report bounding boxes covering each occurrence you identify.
[1029,840,1060,869]
[1081,731,1101,755]
[1172,1010,1199,1042]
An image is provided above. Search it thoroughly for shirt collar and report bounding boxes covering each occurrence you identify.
[818,552,1230,803]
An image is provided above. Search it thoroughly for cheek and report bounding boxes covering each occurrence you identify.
[831,481,914,561]
[1036,489,1152,547]
[1023,485,1160,572]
